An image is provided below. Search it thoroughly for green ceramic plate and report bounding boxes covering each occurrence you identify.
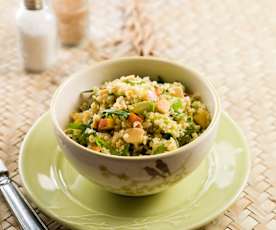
[19,112,250,230]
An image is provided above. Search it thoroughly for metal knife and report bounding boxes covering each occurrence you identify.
[0,159,48,230]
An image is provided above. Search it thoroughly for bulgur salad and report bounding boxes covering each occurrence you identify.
[65,75,211,156]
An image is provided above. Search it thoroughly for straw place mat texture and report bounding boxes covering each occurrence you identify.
[0,0,276,229]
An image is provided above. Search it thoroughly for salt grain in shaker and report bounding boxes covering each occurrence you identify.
[16,0,57,72]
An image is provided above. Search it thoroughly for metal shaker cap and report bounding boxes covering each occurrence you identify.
[24,0,43,10]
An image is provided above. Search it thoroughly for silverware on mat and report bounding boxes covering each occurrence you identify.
[0,160,48,230]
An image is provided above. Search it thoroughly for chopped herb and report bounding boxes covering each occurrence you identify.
[185,124,198,136]
[185,128,195,136]
[187,117,193,123]
[66,123,91,146]
[79,101,90,111]
[102,109,130,119]
[95,136,108,148]
[78,132,89,146]
[94,136,121,155]
[121,144,130,156]
[172,112,185,121]
[153,144,166,154]
[178,135,192,145]
[157,76,165,84]
[163,133,172,140]
[177,118,199,146]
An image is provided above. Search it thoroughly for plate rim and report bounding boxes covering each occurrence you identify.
[18,111,251,230]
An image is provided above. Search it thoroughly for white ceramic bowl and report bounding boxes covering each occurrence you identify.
[50,57,221,196]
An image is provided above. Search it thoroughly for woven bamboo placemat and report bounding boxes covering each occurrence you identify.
[0,0,276,229]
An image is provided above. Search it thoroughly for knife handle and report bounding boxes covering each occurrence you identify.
[0,176,48,230]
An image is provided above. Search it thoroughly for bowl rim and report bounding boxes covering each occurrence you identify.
[50,56,221,161]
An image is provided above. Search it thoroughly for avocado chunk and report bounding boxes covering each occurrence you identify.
[130,101,155,114]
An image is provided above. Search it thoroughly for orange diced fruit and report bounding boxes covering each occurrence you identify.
[92,119,99,129]
[98,118,114,131]
[90,145,101,152]
[128,113,143,123]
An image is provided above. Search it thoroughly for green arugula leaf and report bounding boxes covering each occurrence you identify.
[67,123,89,132]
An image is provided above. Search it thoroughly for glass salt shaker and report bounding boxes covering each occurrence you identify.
[16,0,58,72]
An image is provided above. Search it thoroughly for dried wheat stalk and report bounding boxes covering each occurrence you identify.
[122,0,156,56]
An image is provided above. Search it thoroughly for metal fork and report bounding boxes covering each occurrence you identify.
[0,160,48,230]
